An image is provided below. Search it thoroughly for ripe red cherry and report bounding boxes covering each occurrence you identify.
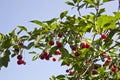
[94,64,99,69]
[100,53,106,58]
[106,59,111,63]
[45,55,50,60]
[81,43,86,49]
[85,43,90,48]
[52,58,56,62]
[18,42,23,46]
[111,66,116,73]
[17,59,24,65]
[69,71,74,75]
[101,33,107,39]
[49,40,54,46]
[81,43,90,49]
[17,55,22,60]
[14,48,19,52]
[57,42,63,48]
[43,52,48,57]
[74,52,80,56]
[58,32,62,38]
[107,56,112,60]
[92,69,98,75]
[39,54,44,60]
[66,64,70,66]
[70,45,76,51]
[55,51,61,55]
[66,69,69,73]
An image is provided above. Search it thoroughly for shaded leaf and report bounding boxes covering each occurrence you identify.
[18,26,27,31]
[32,54,39,61]
[60,11,68,19]
[65,1,74,6]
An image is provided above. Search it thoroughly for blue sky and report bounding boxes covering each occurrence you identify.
[0,0,118,80]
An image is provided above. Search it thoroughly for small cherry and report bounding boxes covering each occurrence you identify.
[18,42,23,46]
[43,52,48,57]
[55,51,61,55]
[100,53,106,58]
[45,55,50,60]
[74,52,80,56]
[57,42,63,48]
[14,48,19,52]
[101,33,107,39]
[70,45,76,51]
[69,71,74,75]
[85,43,90,48]
[58,32,62,38]
[17,59,24,65]
[92,69,98,75]
[49,40,54,46]
[17,55,22,60]
[39,54,44,60]
[66,69,69,73]
[81,43,86,49]
[52,58,56,62]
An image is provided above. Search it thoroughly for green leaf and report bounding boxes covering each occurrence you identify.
[18,26,27,31]
[98,8,105,15]
[1,35,12,48]
[103,0,114,3]
[0,50,10,68]
[77,0,82,3]
[65,1,74,6]
[56,75,65,79]
[73,0,77,3]
[59,47,69,58]
[11,53,16,58]
[29,51,37,54]
[60,11,68,19]
[84,0,94,4]
[78,3,86,10]
[49,46,57,56]
[113,12,120,19]
[32,54,39,61]
[30,20,46,27]
[26,42,34,49]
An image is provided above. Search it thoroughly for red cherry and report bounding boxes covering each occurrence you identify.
[81,43,86,49]
[14,48,19,52]
[94,64,99,69]
[92,69,97,75]
[18,42,23,46]
[49,40,54,46]
[107,57,112,60]
[17,55,22,60]
[74,52,80,56]
[57,42,63,48]
[101,33,107,39]
[58,32,62,38]
[17,59,24,65]
[66,64,70,66]
[106,59,111,63]
[85,43,90,48]
[55,51,61,55]
[52,58,56,62]
[111,66,116,73]
[70,45,76,51]
[66,69,69,73]
[43,52,48,57]
[100,53,106,58]
[39,54,44,60]
[45,55,50,60]
[69,71,74,75]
